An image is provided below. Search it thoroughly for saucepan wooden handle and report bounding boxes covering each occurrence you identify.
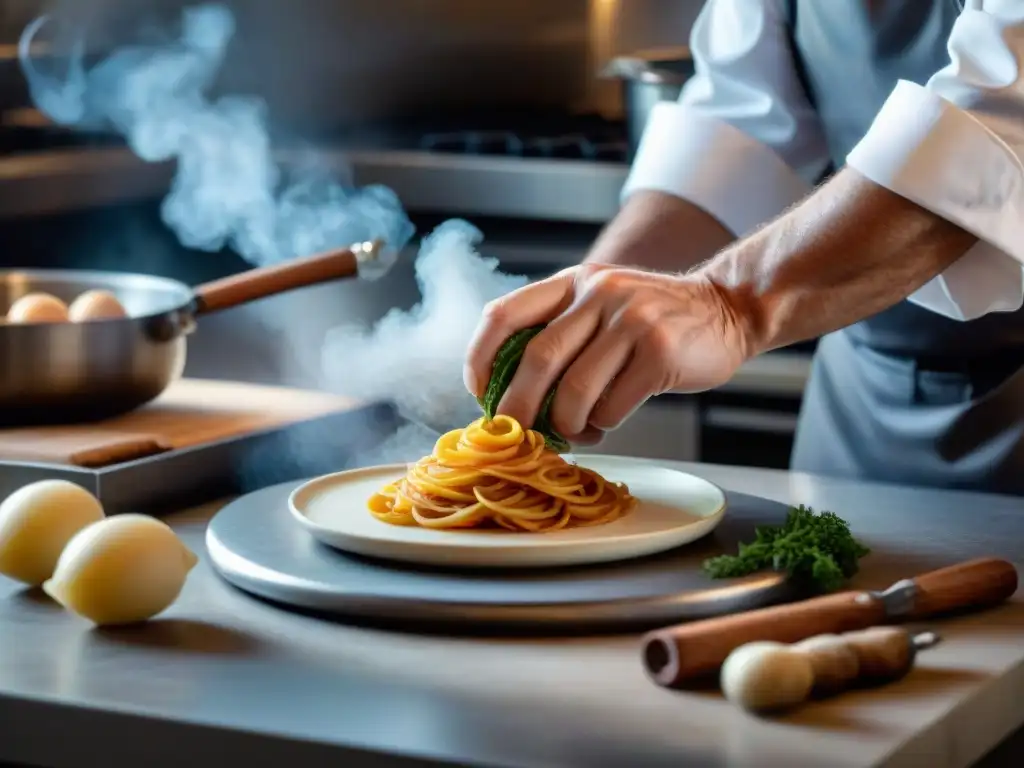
[906,557,1018,619]
[641,590,886,688]
[192,240,383,315]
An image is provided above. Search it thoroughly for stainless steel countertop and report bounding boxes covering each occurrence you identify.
[0,459,1022,768]
[0,146,628,224]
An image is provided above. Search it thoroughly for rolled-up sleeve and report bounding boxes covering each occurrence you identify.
[622,0,831,237]
[847,0,1024,321]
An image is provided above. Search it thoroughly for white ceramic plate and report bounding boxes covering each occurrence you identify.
[288,455,726,569]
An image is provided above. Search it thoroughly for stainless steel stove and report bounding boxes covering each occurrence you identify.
[333,113,631,224]
[348,148,627,224]
[0,108,632,224]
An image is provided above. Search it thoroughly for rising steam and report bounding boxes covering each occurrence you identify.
[324,220,527,432]
[19,5,413,264]
[20,4,530,462]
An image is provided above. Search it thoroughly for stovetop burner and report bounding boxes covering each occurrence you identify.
[0,107,630,163]
[419,129,628,163]
[409,111,628,163]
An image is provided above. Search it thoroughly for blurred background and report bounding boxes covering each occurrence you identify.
[0,0,811,469]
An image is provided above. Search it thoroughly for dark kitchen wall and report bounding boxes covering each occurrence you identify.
[0,0,706,126]
[1,0,596,130]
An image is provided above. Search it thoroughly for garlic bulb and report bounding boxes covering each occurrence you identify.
[0,480,105,586]
[43,514,198,626]
[720,641,815,713]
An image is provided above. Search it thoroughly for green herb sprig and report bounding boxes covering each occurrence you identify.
[703,505,870,593]
[478,325,570,453]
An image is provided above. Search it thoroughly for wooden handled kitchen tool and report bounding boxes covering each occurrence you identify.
[0,430,171,467]
[194,239,385,314]
[642,557,1018,688]
[721,627,942,714]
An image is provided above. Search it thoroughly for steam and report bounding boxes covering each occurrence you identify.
[19,4,413,265]
[324,220,528,434]
[20,4,530,463]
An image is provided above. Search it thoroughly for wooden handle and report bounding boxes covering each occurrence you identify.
[641,591,886,688]
[907,557,1018,619]
[192,246,363,314]
[642,558,1018,689]
[0,431,171,467]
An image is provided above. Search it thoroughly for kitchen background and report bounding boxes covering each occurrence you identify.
[0,0,812,469]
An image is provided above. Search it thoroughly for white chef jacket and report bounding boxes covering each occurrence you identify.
[623,0,1024,322]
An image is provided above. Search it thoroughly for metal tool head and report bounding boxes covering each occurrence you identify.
[352,238,396,281]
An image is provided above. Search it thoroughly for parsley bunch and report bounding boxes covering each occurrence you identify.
[703,505,870,593]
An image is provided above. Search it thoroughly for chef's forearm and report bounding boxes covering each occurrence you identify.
[697,168,979,355]
[585,191,734,272]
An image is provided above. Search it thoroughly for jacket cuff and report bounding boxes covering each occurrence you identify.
[622,102,812,237]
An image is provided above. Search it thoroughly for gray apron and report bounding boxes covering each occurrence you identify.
[786,0,1024,494]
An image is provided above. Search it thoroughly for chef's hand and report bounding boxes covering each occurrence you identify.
[464,264,753,445]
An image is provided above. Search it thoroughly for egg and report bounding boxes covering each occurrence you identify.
[68,290,127,322]
[0,480,106,586]
[43,514,198,626]
[6,293,69,324]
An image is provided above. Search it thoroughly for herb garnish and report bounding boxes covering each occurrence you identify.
[703,505,870,593]
[478,325,570,453]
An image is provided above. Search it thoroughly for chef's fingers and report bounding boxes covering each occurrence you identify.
[464,270,575,397]
[588,353,654,431]
[566,425,605,446]
[496,299,602,429]
[549,330,632,437]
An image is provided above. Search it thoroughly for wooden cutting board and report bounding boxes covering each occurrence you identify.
[0,379,362,468]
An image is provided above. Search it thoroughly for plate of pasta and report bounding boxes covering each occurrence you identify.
[288,415,727,568]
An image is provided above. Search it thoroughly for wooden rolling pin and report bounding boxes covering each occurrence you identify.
[642,557,1018,688]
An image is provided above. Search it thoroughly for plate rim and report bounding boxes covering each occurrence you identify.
[287,455,728,549]
[206,483,799,627]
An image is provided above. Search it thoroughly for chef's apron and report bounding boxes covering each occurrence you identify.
[785,0,1024,494]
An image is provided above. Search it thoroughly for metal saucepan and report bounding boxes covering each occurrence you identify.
[600,46,695,158]
[0,239,386,426]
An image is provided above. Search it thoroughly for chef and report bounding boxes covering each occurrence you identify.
[463,0,1024,494]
